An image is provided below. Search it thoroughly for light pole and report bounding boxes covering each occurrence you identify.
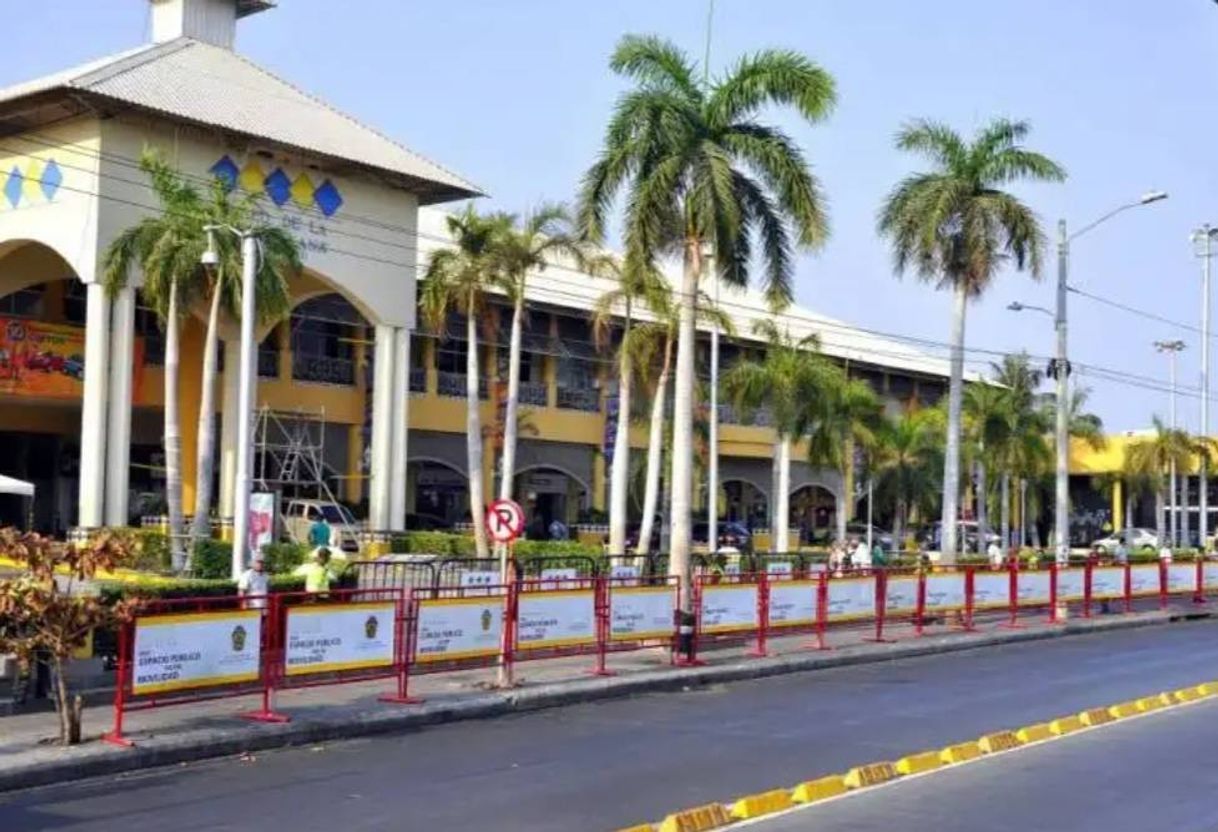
[204,225,260,579]
[1154,340,1186,547]
[1008,191,1168,563]
[1192,225,1218,551]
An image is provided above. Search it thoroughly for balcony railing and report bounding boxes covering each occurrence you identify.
[292,354,355,386]
[520,381,548,406]
[409,367,427,393]
[557,386,599,412]
[438,372,489,399]
[257,348,279,379]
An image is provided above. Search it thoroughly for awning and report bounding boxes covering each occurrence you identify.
[0,475,34,498]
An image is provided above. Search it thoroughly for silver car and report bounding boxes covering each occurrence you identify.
[1092,528,1158,554]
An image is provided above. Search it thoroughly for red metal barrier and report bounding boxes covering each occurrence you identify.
[600,575,681,666]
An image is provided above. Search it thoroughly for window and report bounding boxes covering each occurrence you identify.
[63,281,86,325]
[135,293,164,366]
[0,284,45,318]
[290,294,359,386]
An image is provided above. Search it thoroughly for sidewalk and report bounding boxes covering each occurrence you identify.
[0,606,1197,792]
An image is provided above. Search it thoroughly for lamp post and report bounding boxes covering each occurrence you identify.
[1192,225,1218,551]
[204,225,260,579]
[1010,189,1168,565]
[1154,339,1186,547]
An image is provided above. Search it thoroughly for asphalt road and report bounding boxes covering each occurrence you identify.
[747,696,1218,832]
[3,620,1218,832]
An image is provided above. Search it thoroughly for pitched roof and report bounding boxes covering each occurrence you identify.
[0,38,481,204]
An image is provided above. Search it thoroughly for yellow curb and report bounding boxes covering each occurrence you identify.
[614,826,656,832]
[895,751,943,775]
[729,789,794,820]
[1136,694,1170,712]
[1108,701,1141,719]
[939,741,983,764]
[1197,681,1218,697]
[791,775,848,804]
[1016,723,1053,744]
[844,762,898,789]
[978,730,1022,754]
[1079,707,1115,727]
[1174,687,1202,704]
[1049,715,1084,736]
[658,804,732,832]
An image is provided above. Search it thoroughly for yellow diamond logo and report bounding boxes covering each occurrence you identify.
[290,173,315,208]
[238,161,264,193]
[22,160,44,202]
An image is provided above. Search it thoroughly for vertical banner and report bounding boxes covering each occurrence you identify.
[248,492,277,556]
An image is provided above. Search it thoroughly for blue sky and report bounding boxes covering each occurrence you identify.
[7,1,1218,431]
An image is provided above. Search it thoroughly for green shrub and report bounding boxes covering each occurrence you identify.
[96,572,356,606]
[191,539,233,579]
[261,541,310,574]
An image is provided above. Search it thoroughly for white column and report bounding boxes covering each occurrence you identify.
[389,327,411,531]
[104,286,136,527]
[368,324,395,529]
[218,339,241,519]
[77,282,111,528]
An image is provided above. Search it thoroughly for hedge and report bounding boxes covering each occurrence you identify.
[387,531,601,559]
[96,572,356,605]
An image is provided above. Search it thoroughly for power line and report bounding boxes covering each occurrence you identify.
[1068,284,1212,340]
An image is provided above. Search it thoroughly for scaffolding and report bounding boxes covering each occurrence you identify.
[253,405,345,507]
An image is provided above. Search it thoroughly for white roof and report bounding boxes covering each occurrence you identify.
[0,475,34,498]
[417,208,968,382]
[0,38,480,204]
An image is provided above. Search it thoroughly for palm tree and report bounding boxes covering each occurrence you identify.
[873,409,943,553]
[877,118,1066,562]
[189,184,300,550]
[723,321,838,554]
[495,205,585,505]
[1125,417,1199,547]
[963,383,1010,554]
[591,253,669,555]
[422,205,511,559]
[580,34,835,596]
[990,353,1048,550]
[101,152,206,567]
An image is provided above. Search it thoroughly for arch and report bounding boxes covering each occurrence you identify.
[409,455,468,479]
[0,240,79,298]
[789,479,842,500]
[514,462,590,496]
[721,476,769,500]
[289,267,384,328]
[0,232,91,287]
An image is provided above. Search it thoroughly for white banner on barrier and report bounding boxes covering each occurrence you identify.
[766,562,794,576]
[1056,569,1085,602]
[1090,567,1125,600]
[827,578,876,621]
[884,577,918,615]
[610,586,673,641]
[1167,564,1197,594]
[701,584,759,633]
[610,565,641,580]
[285,602,397,676]
[972,573,1009,608]
[517,590,597,650]
[768,581,818,628]
[1017,571,1051,605]
[132,610,262,696]
[1205,563,1218,591]
[1129,565,1160,597]
[925,574,966,610]
[416,597,504,663]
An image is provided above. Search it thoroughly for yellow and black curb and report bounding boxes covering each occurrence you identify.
[614,679,1218,832]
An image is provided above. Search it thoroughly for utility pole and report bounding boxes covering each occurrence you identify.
[1194,226,1217,551]
[1054,219,1070,565]
[703,0,720,556]
[1155,340,1186,547]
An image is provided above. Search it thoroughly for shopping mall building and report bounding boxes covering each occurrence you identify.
[0,0,963,539]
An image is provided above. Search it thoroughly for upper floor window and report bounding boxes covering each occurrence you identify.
[0,284,45,318]
[290,293,360,386]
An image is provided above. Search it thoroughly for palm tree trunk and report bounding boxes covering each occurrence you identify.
[164,281,185,569]
[770,441,781,547]
[1156,488,1165,547]
[836,455,849,546]
[976,460,988,555]
[940,282,968,563]
[893,500,906,556]
[498,292,524,502]
[607,317,632,555]
[189,283,224,549]
[669,242,700,607]
[774,436,791,555]
[1179,474,1188,549]
[1124,489,1133,541]
[466,304,489,559]
[1001,472,1011,553]
[636,335,672,557]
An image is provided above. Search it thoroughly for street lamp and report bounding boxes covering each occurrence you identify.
[1191,225,1218,551]
[1013,191,1167,565]
[1154,339,1186,547]
[203,224,260,579]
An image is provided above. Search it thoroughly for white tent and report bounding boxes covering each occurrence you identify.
[0,475,34,498]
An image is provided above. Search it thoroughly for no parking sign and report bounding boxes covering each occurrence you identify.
[486,498,525,544]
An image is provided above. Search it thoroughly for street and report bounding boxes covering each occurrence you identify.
[2,620,1218,831]
[746,696,1218,832]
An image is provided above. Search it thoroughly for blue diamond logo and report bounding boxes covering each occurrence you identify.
[313,179,343,217]
[4,167,23,208]
[264,168,292,206]
[209,156,239,191]
[39,159,62,201]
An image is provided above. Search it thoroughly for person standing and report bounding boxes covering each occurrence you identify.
[294,548,334,595]
[987,539,1004,569]
[308,510,332,548]
[237,555,270,610]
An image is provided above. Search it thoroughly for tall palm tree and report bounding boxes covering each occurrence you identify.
[422,205,511,559]
[580,34,835,596]
[1125,416,1199,547]
[495,205,585,504]
[101,152,205,567]
[877,118,1066,562]
[189,184,300,550]
[873,409,943,553]
[990,353,1048,550]
[591,253,669,555]
[963,383,1010,554]
[723,321,838,554]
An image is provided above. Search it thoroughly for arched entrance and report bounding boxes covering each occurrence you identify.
[723,479,768,530]
[406,458,468,529]
[790,484,838,545]
[515,464,589,538]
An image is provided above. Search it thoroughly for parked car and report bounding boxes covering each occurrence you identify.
[1092,528,1158,555]
[921,521,1000,552]
[282,498,360,552]
[844,523,895,551]
[693,521,753,554]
